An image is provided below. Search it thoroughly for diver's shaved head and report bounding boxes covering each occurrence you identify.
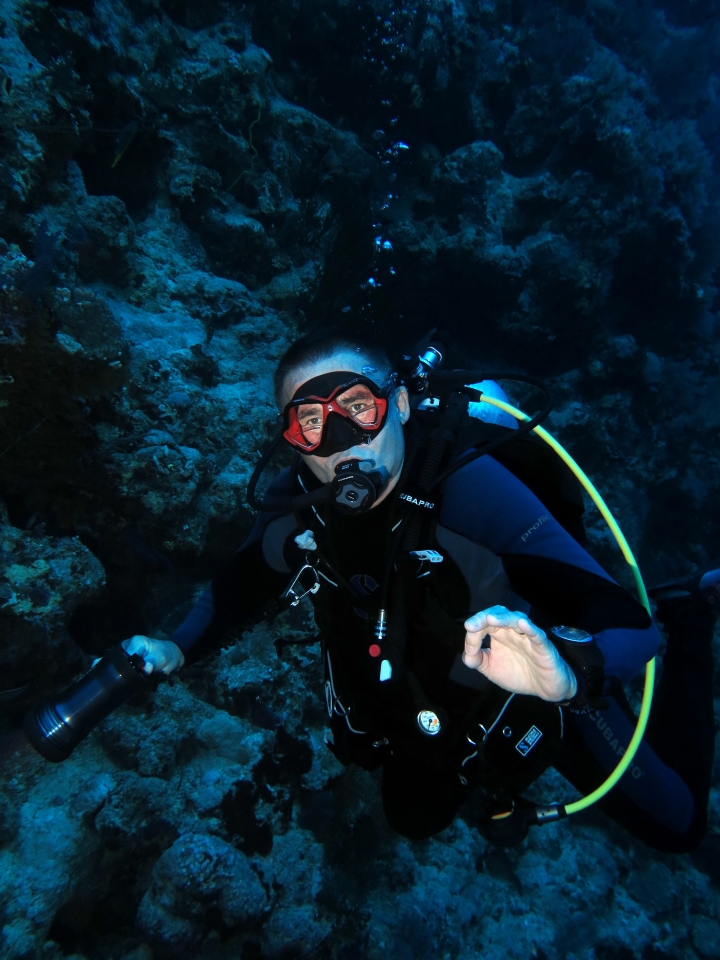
[274,331,392,408]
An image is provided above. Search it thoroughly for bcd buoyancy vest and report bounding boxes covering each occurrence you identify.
[289,409,588,790]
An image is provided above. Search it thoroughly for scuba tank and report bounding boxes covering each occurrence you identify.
[22,644,151,762]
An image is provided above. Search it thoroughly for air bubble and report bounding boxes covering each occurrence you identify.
[382,241,393,250]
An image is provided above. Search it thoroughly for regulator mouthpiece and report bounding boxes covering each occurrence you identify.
[330,460,385,514]
[22,645,151,763]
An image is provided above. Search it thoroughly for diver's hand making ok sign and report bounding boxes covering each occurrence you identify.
[462,605,578,702]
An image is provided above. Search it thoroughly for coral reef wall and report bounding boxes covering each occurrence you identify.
[0,1,719,959]
[1,0,374,665]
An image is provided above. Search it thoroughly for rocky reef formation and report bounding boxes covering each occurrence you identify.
[3,612,720,960]
[1,0,719,958]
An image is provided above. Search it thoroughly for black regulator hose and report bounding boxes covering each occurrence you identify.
[246,430,285,511]
[245,432,330,513]
[22,645,151,763]
[426,370,553,491]
[429,369,550,395]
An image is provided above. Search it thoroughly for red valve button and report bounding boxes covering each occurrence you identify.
[368,644,381,658]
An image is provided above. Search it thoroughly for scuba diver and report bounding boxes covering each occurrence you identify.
[25,332,719,850]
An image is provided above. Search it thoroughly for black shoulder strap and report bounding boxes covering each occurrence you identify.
[449,415,586,545]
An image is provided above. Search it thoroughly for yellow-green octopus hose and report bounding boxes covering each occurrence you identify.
[478,394,656,817]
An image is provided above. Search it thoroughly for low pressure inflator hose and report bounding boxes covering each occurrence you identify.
[477,394,655,821]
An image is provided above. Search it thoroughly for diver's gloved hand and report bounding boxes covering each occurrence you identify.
[463,605,577,702]
[121,636,185,675]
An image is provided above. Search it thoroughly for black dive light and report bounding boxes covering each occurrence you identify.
[22,645,151,763]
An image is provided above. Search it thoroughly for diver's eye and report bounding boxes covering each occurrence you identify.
[295,403,325,442]
[336,387,378,424]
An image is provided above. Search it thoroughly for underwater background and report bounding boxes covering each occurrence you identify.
[0,0,719,957]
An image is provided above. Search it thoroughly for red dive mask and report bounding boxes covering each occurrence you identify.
[282,372,391,457]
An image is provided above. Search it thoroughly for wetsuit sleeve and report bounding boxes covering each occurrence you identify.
[170,585,214,651]
[175,541,291,663]
[169,470,295,664]
[439,456,661,681]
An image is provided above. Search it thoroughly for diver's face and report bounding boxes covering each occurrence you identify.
[280,350,410,506]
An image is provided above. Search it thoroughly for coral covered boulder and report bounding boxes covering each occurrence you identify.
[137,832,268,957]
[0,501,105,695]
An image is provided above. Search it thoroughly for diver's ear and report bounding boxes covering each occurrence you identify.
[395,386,410,424]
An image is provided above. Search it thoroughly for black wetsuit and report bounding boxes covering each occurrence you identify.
[172,455,714,851]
